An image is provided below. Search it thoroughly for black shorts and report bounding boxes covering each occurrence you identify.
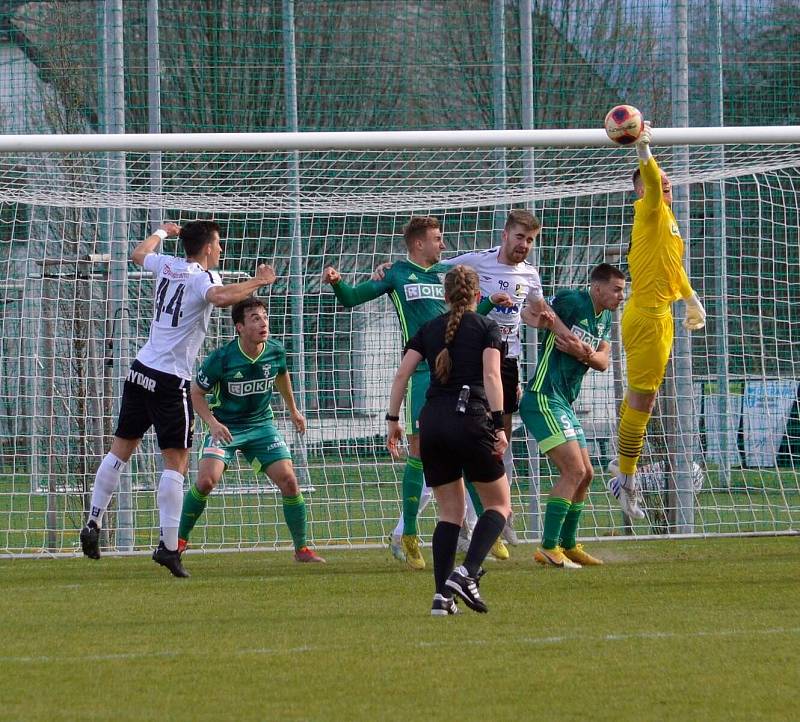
[115,360,194,450]
[418,397,505,487]
[501,356,520,414]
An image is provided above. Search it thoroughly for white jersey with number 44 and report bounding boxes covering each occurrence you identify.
[442,246,543,359]
[135,253,222,380]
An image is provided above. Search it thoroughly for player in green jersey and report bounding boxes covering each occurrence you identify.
[322,216,446,570]
[519,263,626,568]
[176,297,325,572]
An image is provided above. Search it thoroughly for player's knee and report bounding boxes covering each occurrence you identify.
[195,474,218,495]
[583,464,594,486]
[276,474,299,496]
[561,467,584,491]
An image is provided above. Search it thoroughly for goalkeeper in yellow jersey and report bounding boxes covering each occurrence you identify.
[608,122,706,519]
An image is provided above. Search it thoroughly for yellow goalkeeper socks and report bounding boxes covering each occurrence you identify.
[618,405,651,475]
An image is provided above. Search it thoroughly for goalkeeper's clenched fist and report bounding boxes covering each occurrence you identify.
[683,292,706,331]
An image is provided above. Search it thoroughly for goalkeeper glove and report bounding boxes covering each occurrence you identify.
[636,121,653,162]
[683,293,706,331]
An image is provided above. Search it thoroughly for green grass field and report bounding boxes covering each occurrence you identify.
[2,460,799,553]
[1,537,798,721]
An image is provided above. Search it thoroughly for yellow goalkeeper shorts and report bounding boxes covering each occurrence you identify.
[621,301,674,393]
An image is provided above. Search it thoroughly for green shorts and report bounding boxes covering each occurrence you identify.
[405,367,430,435]
[519,390,586,453]
[200,422,292,474]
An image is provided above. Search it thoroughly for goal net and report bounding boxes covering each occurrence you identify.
[1,129,799,556]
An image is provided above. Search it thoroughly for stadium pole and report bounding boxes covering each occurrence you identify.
[519,0,542,540]
[105,0,134,550]
[710,0,732,486]
[282,0,310,485]
[669,0,696,533]
[147,0,163,235]
[491,0,508,231]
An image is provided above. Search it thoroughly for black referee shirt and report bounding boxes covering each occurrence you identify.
[405,311,502,397]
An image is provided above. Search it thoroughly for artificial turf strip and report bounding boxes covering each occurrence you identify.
[0,537,798,721]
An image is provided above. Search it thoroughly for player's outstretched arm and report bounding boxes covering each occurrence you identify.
[275,371,306,434]
[322,265,388,308]
[131,221,180,267]
[385,349,422,459]
[190,382,232,444]
[206,264,276,308]
[521,295,574,338]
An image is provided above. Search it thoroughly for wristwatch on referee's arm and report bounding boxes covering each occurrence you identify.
[385,413,400,422]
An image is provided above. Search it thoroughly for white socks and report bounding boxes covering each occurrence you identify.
[503,443,514,488]
[464,491,478,532]
[87,453,127,527]
[157,469,185,551]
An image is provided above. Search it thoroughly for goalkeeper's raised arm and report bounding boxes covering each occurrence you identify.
[608,120,706,521]
[630,121,706,329]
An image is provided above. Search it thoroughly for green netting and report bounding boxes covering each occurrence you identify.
[0,1,798,554]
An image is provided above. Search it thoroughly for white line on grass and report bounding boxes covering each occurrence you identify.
[418,627,800,648]
[2,627,799,665]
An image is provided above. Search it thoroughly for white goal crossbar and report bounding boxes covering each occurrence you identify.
[0,126,799,153]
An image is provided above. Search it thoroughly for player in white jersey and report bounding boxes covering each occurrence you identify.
[439,210,545,548]
[377,210,554,555]
[80,220,276,576]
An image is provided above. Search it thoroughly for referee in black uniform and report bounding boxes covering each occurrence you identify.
[386,265,511,615]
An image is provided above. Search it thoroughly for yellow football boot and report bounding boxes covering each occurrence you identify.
[401,534,426,570]
[534,546,581,569]
[490,537,510,561]
[563,543,603,566]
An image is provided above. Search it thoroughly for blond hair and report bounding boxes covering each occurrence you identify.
[504,209,541,233]
[434,265,480,383]
[403,216,440,248]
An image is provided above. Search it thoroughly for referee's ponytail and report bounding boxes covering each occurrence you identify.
[435,264,481,383]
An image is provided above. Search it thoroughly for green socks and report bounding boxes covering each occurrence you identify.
[178,484,309,551]
[402,457,424,536]
[178,483,209,542]
[542,496,571,550]
[282,493,308,550]
[465,479,485,516]
[559,500,585,550]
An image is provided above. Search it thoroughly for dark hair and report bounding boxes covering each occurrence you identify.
[590,263,625,283]
[231,296,267,326]
[434,265,480,384]
[632,168,642,188]
[180,220,221,257]
[403,216,440,248]
[504,209,541,233]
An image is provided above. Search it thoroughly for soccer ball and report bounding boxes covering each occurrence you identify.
[604,105,644,145]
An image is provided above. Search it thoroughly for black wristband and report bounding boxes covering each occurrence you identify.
[491,411,504,430]
[385,414,400,422]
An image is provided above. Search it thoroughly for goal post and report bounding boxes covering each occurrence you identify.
[1,127,799,557]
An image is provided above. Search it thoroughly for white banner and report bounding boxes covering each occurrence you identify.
[705,388,743,467]
[742,379,798,467]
